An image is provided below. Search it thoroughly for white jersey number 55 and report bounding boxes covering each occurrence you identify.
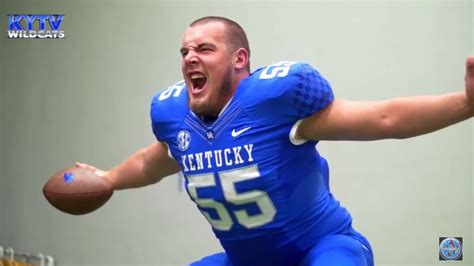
[186,165,277,231]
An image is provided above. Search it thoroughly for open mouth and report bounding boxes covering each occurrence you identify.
[190,73,207,94]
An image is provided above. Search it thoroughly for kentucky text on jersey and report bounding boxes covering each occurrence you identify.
[181,144,254,172]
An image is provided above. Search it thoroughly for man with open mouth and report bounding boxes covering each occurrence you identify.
[77,16,474,266]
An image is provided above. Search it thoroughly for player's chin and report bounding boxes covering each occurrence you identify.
[189,98,209,115]
[191,98,219,117]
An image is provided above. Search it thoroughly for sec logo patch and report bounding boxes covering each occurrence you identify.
[177,130,191,151]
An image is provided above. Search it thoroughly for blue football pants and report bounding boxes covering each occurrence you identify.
[190,228,374,266]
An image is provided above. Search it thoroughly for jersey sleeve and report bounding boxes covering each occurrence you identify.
[150,81,188,143]
[286,63,334,119]
[150,91,166,142]
[243,62,334,125]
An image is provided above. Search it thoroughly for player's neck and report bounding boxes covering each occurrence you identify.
[196,72,248,124]
[201,115,218,124]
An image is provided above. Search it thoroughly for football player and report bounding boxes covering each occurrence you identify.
[78,16,474,266]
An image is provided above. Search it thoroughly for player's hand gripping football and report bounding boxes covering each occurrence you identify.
[465,56,474,116]
[75,162,109,178]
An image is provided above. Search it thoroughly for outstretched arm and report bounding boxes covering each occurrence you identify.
[77,141,180,190]
[297,56,474,141]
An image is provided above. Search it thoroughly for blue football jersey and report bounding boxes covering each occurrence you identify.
[151,62,352,266]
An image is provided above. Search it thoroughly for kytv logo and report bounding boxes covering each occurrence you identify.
[8,14,65,39]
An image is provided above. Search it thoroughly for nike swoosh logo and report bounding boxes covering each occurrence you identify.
[231,127,251,137]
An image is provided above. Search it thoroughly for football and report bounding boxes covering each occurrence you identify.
[43,166,113,215]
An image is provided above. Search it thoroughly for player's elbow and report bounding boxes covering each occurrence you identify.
[377,111,412,139]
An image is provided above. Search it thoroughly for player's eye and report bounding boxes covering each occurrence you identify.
[180,49,188,57]
[199,45,214,52]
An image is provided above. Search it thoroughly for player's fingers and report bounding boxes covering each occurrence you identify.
[466,56,474,76]
[76,162,108,177]
[94,169,108,177]
[76,162,89,168]
[75,162,97,171]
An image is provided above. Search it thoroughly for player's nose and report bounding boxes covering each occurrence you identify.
[184,51,199,66]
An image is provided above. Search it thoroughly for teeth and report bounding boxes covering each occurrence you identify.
[190,73,205,79]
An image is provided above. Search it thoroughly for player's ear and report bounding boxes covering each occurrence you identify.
[233,48,249,71]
